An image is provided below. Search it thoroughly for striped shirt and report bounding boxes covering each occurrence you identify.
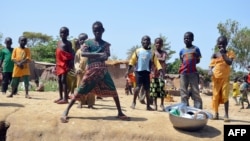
[179,46,201,74]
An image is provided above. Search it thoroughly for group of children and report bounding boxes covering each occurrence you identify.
[125,36,166,111]
[232,73,250,109]
[0,36,32,99]
[54,21,130,123]
[126,31,249,123]
[1,21,249,123]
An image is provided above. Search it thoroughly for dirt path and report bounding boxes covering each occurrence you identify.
[0,89,250,141]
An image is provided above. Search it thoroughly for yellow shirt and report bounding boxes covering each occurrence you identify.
[129,48,162,71]
[74,49,87,73]
[12,47,31,77]
[232,82,240,97]
[209,50,235,78]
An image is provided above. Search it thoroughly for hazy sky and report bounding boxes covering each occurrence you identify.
[1,0,249,69]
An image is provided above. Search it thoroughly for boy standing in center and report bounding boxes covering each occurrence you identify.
[179,31,202,109]
[126,35,163,111]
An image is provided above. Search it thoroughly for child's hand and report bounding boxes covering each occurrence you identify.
[17,62,24,69]
[219,48,226,54]
[99,53,108,61]
[208,69,213,76]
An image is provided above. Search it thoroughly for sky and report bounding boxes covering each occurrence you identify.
[1,0,249,70]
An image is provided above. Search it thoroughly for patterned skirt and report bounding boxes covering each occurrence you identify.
[150,78,166,98]
[76,62,118,98]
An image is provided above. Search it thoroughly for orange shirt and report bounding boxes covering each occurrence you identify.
[128,72,135,83]
[247,73,250,84]
[209,50,235,78]
[12,47,31,77]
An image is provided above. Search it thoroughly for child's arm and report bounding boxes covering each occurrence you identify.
[220,48,233,65]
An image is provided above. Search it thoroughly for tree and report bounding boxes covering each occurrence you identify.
[231,28,250,69]
[217,19,250,70]
[30,39,57,63]
[166,58,181,74]
[126,45,141,60]
[0,32,3,48]
[23,32,53,47]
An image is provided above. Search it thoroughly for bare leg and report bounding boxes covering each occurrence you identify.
[57,75,68,104]
[24,85,31,99]
[6,85,17,98]
[145,90,154,111]
[160,97,165,111]
[130,86,140,109]
[153,97,157,110]
[55,76,63,102]
[113,96,130,121]
[224,101,230,122]
[61,99,76,123]
[232,97,238,105]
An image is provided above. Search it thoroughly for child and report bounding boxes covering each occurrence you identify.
[179,32,202,109]
[150,37,167,111]
[6,36,32,98]
[126,35,163,111]
[232,77,240,105]
[125,71,134,95]
[60,21,129,123]
[54,27,75,104]
[74,33,96,109]
[209,35,235,122]
[239,75,250,109]
[247,66,250,84]
[0,37,17,95]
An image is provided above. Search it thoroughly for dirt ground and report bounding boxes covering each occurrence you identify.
[0,88,250,141]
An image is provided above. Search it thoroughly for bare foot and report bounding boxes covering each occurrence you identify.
[54,98,62,103]
[117,113,130,121]
[88,105,96,109]
[57,100,68,104]
[60,116,68,123]
[77,103,82,108]
[25,95,32,99]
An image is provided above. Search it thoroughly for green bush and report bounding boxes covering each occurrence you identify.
[43,80,58,92]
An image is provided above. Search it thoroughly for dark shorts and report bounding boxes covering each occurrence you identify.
[135,71,150,90]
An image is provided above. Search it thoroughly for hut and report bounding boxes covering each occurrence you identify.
[105,60,129,88]
[36,60,129,88]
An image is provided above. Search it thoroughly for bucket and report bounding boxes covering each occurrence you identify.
[165,103,213,131]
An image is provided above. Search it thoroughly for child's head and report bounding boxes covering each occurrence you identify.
[243,75,248,82]
[92,21,104,40]
[78,33,88,45]
[141,35,151,49]
[247,65,250,72]
[154,37,163,50]
[217,36,228,50]
[4,37,12,47]
[59,27,69,40]
[18,36,27,48]
[184,32,194,47]
[234,77,238,83]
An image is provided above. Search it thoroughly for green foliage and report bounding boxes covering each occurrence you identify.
[43,80,59,91]
[197,67,211,82]
[166,58,181,74]
[0,33,3,48]
[30,40,57,63]
[230,70,246,81]
[23,32,53,47]
[217,19,250,70]
[231,28,250,70]
[126,45,141,60]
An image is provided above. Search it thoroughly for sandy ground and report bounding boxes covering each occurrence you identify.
[0,88,250,141]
